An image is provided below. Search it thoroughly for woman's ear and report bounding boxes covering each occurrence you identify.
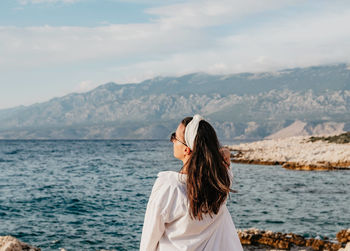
[184,147,192,155]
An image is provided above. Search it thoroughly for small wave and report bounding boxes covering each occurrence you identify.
[37,185,55,191]
[265,219,285,224]
[0,140,348,251]
[0,158,13,162]
[4,149,23,155]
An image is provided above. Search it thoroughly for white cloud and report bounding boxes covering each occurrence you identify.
[74,80,100,93]
[103,6,350,82]
[1,0,350,85]
[146,0,301,28]
[0,23,206,70]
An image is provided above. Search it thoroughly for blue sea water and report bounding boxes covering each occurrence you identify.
[0,140,349,250]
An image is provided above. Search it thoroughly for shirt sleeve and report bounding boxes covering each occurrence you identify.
[139,176,173,251]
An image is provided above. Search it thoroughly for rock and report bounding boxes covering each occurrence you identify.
[238,229,345,251]
[282,162,350,171]
[338,242,350,251]
[0,236,40,251]
[238,229,295,249]
[337,229,350,244]
[309,132,350,144]
[306,239,325,250]
[288,233,306,246]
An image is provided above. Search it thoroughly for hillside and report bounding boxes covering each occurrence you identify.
[0,64,349,139]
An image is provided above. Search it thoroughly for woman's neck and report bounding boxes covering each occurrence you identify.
[180,159,189,174]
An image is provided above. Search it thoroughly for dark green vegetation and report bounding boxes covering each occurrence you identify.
[0,64,349,139]
[309,132,350,144]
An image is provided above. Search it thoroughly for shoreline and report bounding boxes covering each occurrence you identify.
[228,136,350,171]
[238,228,350,251]
[2,229,349,251]
[231,157,350,171]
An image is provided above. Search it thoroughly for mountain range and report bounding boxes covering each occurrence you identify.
[0,64,349,140]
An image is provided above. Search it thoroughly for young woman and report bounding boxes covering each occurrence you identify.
[140,115,243,251]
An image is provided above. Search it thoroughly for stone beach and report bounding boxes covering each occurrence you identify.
[228,135,350,171]
[238,228,350,251]
[1,229,349,250]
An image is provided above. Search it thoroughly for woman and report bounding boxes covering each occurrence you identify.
[140,115,243,251]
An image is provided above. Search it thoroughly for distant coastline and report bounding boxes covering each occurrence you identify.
[227,133,350,171]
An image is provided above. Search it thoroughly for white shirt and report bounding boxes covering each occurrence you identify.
[140,171,243,251]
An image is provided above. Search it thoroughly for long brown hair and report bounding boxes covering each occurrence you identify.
[181,117,232,220]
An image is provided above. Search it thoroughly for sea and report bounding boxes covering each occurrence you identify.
[0,140,349,250]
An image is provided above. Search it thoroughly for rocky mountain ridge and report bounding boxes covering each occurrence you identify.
[0,64,349,140]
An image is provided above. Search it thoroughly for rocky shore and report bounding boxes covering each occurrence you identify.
[2,229,349,251]
[228,135,350,171]
[0,236,40,251]
[238,228,350,251]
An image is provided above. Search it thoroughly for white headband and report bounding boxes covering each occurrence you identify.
[184,114,204,150]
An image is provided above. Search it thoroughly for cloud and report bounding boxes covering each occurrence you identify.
[146,0,301,28]
[0,0,302,71]
[74,80,100,93]
[103,6,350,82]
[1,0,350,85]
[0,22,207,70]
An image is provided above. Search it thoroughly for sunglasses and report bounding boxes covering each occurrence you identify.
[170,132,187,146]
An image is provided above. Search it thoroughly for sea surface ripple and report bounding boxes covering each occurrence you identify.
[0,140,349,250]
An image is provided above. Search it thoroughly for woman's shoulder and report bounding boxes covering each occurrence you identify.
[155,171,186,187]
[157,170,183,179]
[148,171,187,207]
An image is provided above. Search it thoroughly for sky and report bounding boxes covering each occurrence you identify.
[1,0,350,109]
